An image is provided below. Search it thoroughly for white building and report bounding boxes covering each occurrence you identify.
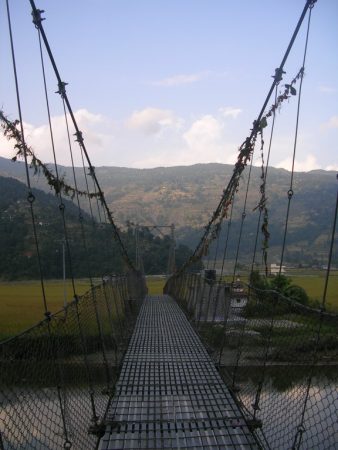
[270,263,285,275]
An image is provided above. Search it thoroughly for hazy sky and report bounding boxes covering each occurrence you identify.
[0,0,337,171]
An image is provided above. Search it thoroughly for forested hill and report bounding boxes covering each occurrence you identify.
[0,157,336,266]
[0,175,196,279]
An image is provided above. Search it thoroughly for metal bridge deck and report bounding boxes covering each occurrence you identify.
[99,295,258,449]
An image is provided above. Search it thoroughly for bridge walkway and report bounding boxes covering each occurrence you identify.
[99,295,258,449]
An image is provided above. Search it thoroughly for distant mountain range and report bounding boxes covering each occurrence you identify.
[0,156,336,266]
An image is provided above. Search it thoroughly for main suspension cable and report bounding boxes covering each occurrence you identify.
[175,0,318,275]
[279,1,314,273]
[29,1,135,271]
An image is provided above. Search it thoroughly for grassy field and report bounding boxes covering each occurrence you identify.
[286,273,338,311]
[0,276,167,338]
[146,275,166,295]
[0,279,91,338]
[0,271,336,339]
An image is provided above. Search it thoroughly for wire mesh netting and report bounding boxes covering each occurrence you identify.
[0,272,146,450]
[165,273,338,450]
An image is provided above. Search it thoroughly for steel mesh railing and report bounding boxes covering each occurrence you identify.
[165,273,338,450]
[0,272,146,450]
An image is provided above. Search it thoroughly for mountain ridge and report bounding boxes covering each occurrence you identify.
[0,156,336,265]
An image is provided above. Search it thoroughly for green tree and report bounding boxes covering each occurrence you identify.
[284,285,309,305]
[269,274,291,295]
[249,270,268,290]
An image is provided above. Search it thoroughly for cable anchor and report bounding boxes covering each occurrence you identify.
[63,440,72,449]
[88,166,95,177]
[247,418,263,430]
[31,9,45,28]
[292,425,305,450]
[88,420,106,437]
[56,81,68,98]
[74,130,84,144]
[27,192,36,204]
[272,67,286,83]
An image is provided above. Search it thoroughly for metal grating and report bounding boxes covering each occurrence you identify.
[99,296,258,449]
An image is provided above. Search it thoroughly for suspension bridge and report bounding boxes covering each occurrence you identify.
[0,1,337,449]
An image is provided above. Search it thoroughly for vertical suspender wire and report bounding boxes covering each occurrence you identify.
[212,224,222,272]
[36,28,78,296]
[59,95,104,427]
[219,195,236,281]
[216,203,242,371]
[217,196,235,366]
[101,276,119,367]
[59,95,95,289]
[36,26,92,447]
[29,0,134,270]
[5,13,69,447]
[60,94,96,282]
[80,150,95,224]
[292,181,337,450]
[279,5,313,275]
[35,13,112,428]
[187,273,196,316]
[175,0,316,278]
[253,8,315,437]
[210,222,228,322]
[219,0,317,413]
[232,144,256,283]
[68,129,115,395]
[250,288,278,421]
[61,97,83,222]
[203,221,222,322]
[322,183,337,307]
[5,2,68,444]
[31,7,124,399]
[101,199,108,224]
[230,150,261,389]
[92,179,103,223]
[0,431,4,450]
[59,94,114,419]
[209,190,236,324]
[5,0,49,315]
[250,86,278,275]
[205,240,212,270]
[59,94,113,395]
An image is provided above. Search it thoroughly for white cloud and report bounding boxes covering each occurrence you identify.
[320,115,338,130]
[127,108,181,135]
[219,106,242,119]
[0,132,15,160]
[2,107,334,171]
[0,108,242,168]
[129,113,238,168]
[325,165,338,171]
[319,85,337,94]
[0,109,116,167]
[183,115,223,147]
[275,154,321,172]
[179,115,237,165]
[151,71,211,87]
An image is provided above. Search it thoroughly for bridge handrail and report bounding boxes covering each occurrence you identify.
[0,272,147,449]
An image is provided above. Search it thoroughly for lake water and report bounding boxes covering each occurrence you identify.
[220,365,338,450]
[1,364,337,449]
